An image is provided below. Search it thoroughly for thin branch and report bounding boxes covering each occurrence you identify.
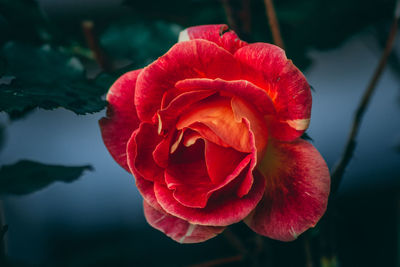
[263,0,284,49]
[221,0,238,32]
[330,1,400,194]
[82,20,112,72]
[240,0,252,38]
[187,254,243,267]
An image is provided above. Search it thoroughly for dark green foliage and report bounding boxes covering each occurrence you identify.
[0,160,92,195]
[100,20,181,69]
[0,42,107,119]
[124,0,395,69]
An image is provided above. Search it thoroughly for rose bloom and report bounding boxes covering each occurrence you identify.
[100,25,330,243]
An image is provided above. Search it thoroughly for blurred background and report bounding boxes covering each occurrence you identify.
[0,0,399,266]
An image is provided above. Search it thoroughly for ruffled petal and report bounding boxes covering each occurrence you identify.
[175,78,275,116]
[165,138,251,208]
[245,139,330,241]
[99,70,141,171]
[126,123,164,183]
[135,39,241,122]
[154,169,266,226]
[143,201,225,243]
[176,96,251,153]
[234,43,311,141]
[157,90,216,134]
[178,24,247,54]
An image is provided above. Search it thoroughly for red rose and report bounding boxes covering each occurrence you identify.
[100,24,330,243]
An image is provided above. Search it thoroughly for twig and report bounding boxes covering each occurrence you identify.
[221,0,238,33]
[187,254,243,267]
[82,20,112,72]
[330,1,400,194]
[263,0,284,49]
[239,0,252,39]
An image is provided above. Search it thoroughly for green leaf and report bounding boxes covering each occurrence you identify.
[100,20,182,68]
[0,42,107,118]
[0,160,92,195]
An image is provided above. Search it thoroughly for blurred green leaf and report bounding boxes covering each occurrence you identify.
[0,42,107,118]
[100,20,182,68]
[0,160,92,195]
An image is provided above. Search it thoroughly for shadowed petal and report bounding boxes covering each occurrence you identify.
[165,138,252,208]
[154,169,266,226]
[99,70,141,171]
[245,139,330,241]
[143,201,225,243]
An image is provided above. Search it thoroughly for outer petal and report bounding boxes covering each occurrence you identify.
[135,39,241,122]
[127,123,164,183]
[245,139,330,241]
[234,43,311,141]
[99,70,141,171]
[178,24,247,54]
[143,201,225,243]
[154,169,266,226]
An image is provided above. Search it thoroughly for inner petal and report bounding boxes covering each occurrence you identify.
[176,95,251,153]
[165,130,251,208]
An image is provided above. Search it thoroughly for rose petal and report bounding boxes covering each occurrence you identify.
[99,69,141,171]
[176,96,251,153]
[127,123,164,183]
[165,139,252,208]
[135,39,241,122]
[157,90,216,134]
[231,96,269,159]
[245,139,330,241]
[234,43,311,141]
[178,24,247,54]
[154,169,266,226]
[143,201,225,243]
[175,78,275,116]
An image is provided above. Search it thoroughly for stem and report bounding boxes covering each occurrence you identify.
[81,20,112,72]
[330,5,399,194]
[188,255,243,267]
[263,0,284,49]
[221,0,238,33]
[241,0,252,37]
